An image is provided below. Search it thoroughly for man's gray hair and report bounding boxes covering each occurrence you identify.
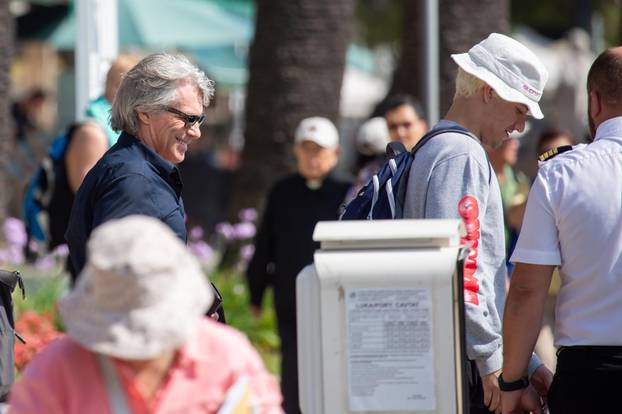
[111,53,215,135]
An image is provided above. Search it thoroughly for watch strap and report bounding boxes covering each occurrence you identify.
[498,373,529,391]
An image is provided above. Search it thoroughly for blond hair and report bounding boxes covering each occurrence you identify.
[105,54,141,101]
[454,67,490,98]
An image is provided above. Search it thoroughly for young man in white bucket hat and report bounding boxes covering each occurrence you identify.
[402,33,551,413]
[9,215,283,413]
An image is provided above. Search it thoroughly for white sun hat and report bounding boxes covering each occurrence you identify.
[59,215,213,360]
[357,117,390,156]
[295,117,339,149]
[451,33,549,119]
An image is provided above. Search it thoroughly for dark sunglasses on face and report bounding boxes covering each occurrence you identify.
[164,106,206,129]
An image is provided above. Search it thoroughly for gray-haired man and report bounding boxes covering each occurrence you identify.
[65,54,223,318]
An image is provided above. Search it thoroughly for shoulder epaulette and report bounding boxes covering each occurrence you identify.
[538,145,573,162]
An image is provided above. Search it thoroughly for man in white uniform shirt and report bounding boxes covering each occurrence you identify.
[501,47,622,414]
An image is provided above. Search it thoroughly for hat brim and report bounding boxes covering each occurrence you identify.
[451,53,544,119]
[59,266,213,360]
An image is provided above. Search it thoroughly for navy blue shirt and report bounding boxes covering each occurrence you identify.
[65,132,186,279]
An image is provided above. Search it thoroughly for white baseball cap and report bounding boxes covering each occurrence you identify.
[295,117,339,149]
[357,117,390,156]
[451,33,548,119]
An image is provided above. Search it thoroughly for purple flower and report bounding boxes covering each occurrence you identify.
[188,240,214,263]
[35,254,56,271]
[238,208,258,223]
[240,244,255,261]
[233,222,256,240]
[52,244,69,257]
[4,217,27,247]
[28,239,40,253]
[189,226,204,242]
[4,245,24,265]
[0,249,8,263]
[215,222,235,241]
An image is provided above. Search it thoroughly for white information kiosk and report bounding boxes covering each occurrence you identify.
[297,219,467,414]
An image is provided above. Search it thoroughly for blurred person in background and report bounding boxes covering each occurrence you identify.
[64,53,225,321]
[246,117,351,414]
[10,89,50,215]
[377,94,428,151]
[65,54,140,194]
[12,88,48,144]
[31,55,140,254]
[536,128,576,158]
[8,215,283,414]
[485,134,530,265]
[345,116,390,201]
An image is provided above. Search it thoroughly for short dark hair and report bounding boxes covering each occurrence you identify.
[374,94,426,120]
[587,47,622,108]
[536,128,575,155]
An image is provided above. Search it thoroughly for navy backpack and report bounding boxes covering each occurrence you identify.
[340,126,474,220]
[22,124,79,245]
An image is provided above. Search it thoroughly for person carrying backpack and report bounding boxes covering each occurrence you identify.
[405,33,555,414]
[23,55,140,254]
[344,33,552,414]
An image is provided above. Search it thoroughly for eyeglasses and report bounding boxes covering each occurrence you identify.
[163,106,206,129]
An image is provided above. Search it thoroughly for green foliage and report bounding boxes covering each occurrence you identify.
[355,0,402,47]
[211,270,281,374]
[12,265,281,375]
[12,267,67,318]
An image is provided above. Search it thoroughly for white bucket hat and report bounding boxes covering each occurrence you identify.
[451,33,548,119]
[295,117,339,149]
[59,215,213,360]
[357,117,390,156]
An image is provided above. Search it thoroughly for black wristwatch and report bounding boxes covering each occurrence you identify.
[498,373,529,391]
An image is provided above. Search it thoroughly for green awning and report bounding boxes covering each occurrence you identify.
[45,0,253,50]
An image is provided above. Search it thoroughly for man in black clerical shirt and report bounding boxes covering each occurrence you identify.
[246,117,350,414]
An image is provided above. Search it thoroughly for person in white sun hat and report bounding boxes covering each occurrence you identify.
[402,33,551,414]
[9,215,283,414]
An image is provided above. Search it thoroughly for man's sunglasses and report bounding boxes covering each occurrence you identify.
[164,106,206,129]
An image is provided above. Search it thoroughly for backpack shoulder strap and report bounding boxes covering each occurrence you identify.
[410,126,478,156]
[392,126,478,218]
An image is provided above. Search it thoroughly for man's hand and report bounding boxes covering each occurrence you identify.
[482,369,502,414]
[501,385,543,414]
[529,364,553,399]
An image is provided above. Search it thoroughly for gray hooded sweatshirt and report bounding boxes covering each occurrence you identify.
[403,120,540,376]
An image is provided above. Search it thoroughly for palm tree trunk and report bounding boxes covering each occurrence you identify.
[0,0,14,235]
[231,0,355,213]
[439,0,510,113]
[388,0,424,101]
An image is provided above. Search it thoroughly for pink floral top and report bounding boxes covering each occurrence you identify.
[8,318,283,414]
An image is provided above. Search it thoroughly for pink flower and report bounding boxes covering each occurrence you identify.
[215,222,235,241]
[52,244,69,257]
[188,240,214,263]
[4,217,27,247]
[238,208,258,223]
[189,226,204,241]
[233,222,256,240]
[240,244,255,261]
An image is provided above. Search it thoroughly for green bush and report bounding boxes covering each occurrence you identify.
[12,265,281,375]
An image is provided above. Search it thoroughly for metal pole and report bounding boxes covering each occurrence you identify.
[75,0,118,121]
[424,0,439,125]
